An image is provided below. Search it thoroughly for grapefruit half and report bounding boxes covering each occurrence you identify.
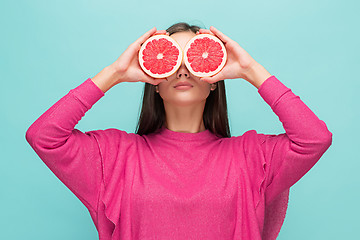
[184,34,227,77]
[139,35,182,78]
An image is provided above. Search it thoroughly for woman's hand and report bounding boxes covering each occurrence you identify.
[109,27,168,85]
[196,26,271,88]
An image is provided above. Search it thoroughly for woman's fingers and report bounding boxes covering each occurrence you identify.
[200,71,225,83]
[126,27,157,59]
[197,27,231,46]
[136,70,167,85]
[209,26,231,44]
[197,28,215,35]
[152,30,167,36]
[134,27,157,46]
[143,76,167,85]
[152,78,168,85]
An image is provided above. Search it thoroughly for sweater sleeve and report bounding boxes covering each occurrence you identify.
[25,78,105,212]
[256,75,333,205]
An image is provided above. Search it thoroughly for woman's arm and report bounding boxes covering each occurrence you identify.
[242,61,272,89]
[91,65,122,93]
[25,27,168,214]
[196,26,333,205]
[255,73,332,204]
[25,77,106,212]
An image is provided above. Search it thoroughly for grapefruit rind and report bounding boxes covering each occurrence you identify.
[138,35,183,78]
[184,34,227,78]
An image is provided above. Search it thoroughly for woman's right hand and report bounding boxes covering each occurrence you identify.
[109,27,168,85]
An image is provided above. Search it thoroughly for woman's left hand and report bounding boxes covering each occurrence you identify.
[196,26,269,86]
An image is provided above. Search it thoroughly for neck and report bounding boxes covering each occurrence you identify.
[163,101,206,133]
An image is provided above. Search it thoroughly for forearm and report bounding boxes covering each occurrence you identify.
[26,78,104,146]
[91,65,121,93]
[258,75,333,144]
[244,62,272,89]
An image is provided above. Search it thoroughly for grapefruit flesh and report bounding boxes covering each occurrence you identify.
[139,35,182,78]
[184,34,227,77]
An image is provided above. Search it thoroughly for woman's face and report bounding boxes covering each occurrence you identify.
[157,31,216,107]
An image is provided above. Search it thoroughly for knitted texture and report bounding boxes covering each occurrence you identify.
[26,76,332,239]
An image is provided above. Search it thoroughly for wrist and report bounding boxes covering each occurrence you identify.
[244,62,272,89]
[91,65,121,93]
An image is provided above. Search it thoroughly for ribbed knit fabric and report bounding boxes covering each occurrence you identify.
[25,75,332,240]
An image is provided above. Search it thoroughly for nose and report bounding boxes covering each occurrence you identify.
[176,63,190,79]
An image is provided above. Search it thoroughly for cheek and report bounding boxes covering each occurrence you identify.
[199,82,212,92]
[157,83,174,98]
[166,72,179,81]
[190,83,213,99]
[189,72,201,81]
[158,82,171,91]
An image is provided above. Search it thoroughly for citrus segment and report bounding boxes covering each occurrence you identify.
[139,35,182,78]
[184,34,227,77]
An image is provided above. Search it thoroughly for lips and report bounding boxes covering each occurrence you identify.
[174,81,193,88]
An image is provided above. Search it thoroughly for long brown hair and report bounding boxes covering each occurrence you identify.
[135,22,231,138]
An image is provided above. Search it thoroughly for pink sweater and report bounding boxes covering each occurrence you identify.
[25,75,332,240]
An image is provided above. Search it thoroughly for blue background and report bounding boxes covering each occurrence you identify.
[1,0,358,239]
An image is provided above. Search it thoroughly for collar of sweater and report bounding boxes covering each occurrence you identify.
[153,126,221,142]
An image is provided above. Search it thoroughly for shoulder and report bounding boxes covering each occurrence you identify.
[85,128,136,138]
[229,129,263,145]
[237,129,285,146]
[217,130,261,158]
[84,128,139,178]
[84,128,138,149]
[229,129,286,155]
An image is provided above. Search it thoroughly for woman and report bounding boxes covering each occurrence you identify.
[25,22,333,240]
